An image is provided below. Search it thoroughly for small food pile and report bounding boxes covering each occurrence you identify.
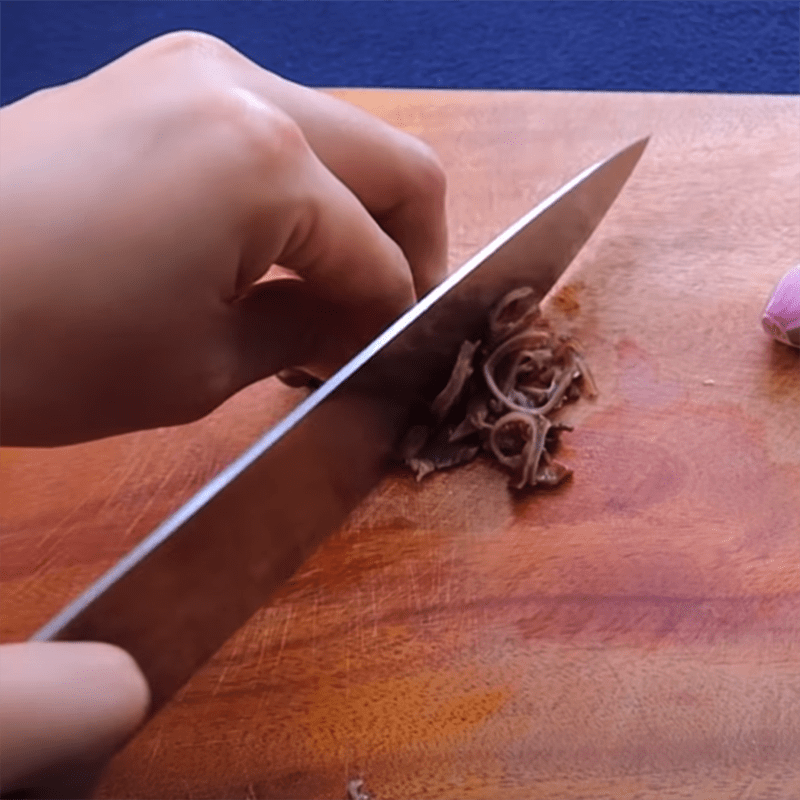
[399,287,597,490]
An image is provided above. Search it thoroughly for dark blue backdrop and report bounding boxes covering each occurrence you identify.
[1,1,799,105]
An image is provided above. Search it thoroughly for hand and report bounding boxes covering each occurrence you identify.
[0,31,447,446]
[0,30,446,795]
[0,642,150,797]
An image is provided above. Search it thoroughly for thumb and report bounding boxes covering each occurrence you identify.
[0,641,150,798]
[228,277,378,392]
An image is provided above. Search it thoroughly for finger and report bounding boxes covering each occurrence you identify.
[229,278,367,390]
[0,642,150,796]
[229,49,448,295]
[238,115,416,331]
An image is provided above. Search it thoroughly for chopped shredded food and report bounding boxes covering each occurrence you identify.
[347,778,373,800]
[398,286,596,490]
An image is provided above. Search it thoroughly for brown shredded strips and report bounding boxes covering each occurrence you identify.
[398,286,596,490]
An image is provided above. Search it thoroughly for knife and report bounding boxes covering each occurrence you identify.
[32,137,649,714]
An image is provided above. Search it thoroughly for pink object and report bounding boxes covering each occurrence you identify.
[761,264,800,348]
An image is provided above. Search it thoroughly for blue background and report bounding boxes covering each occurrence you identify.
[1,1,799,105]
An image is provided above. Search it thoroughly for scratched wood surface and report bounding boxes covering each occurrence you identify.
[1,91,799,800]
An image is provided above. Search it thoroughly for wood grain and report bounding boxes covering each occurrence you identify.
[1,90,799,800]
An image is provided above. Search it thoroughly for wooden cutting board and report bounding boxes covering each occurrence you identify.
[1,91,798,800]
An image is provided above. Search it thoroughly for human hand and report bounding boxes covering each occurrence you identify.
[0,31,447,446]
[0,642,150,798]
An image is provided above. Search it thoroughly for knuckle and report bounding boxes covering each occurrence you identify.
[145,30,234,62]
[247,103,309,167]
[136,32,311,180]
[212,90,309,172]
[181,85,309,180]
[402,138,447,210]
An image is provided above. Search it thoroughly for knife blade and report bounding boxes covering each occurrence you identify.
[32,137,649,713]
